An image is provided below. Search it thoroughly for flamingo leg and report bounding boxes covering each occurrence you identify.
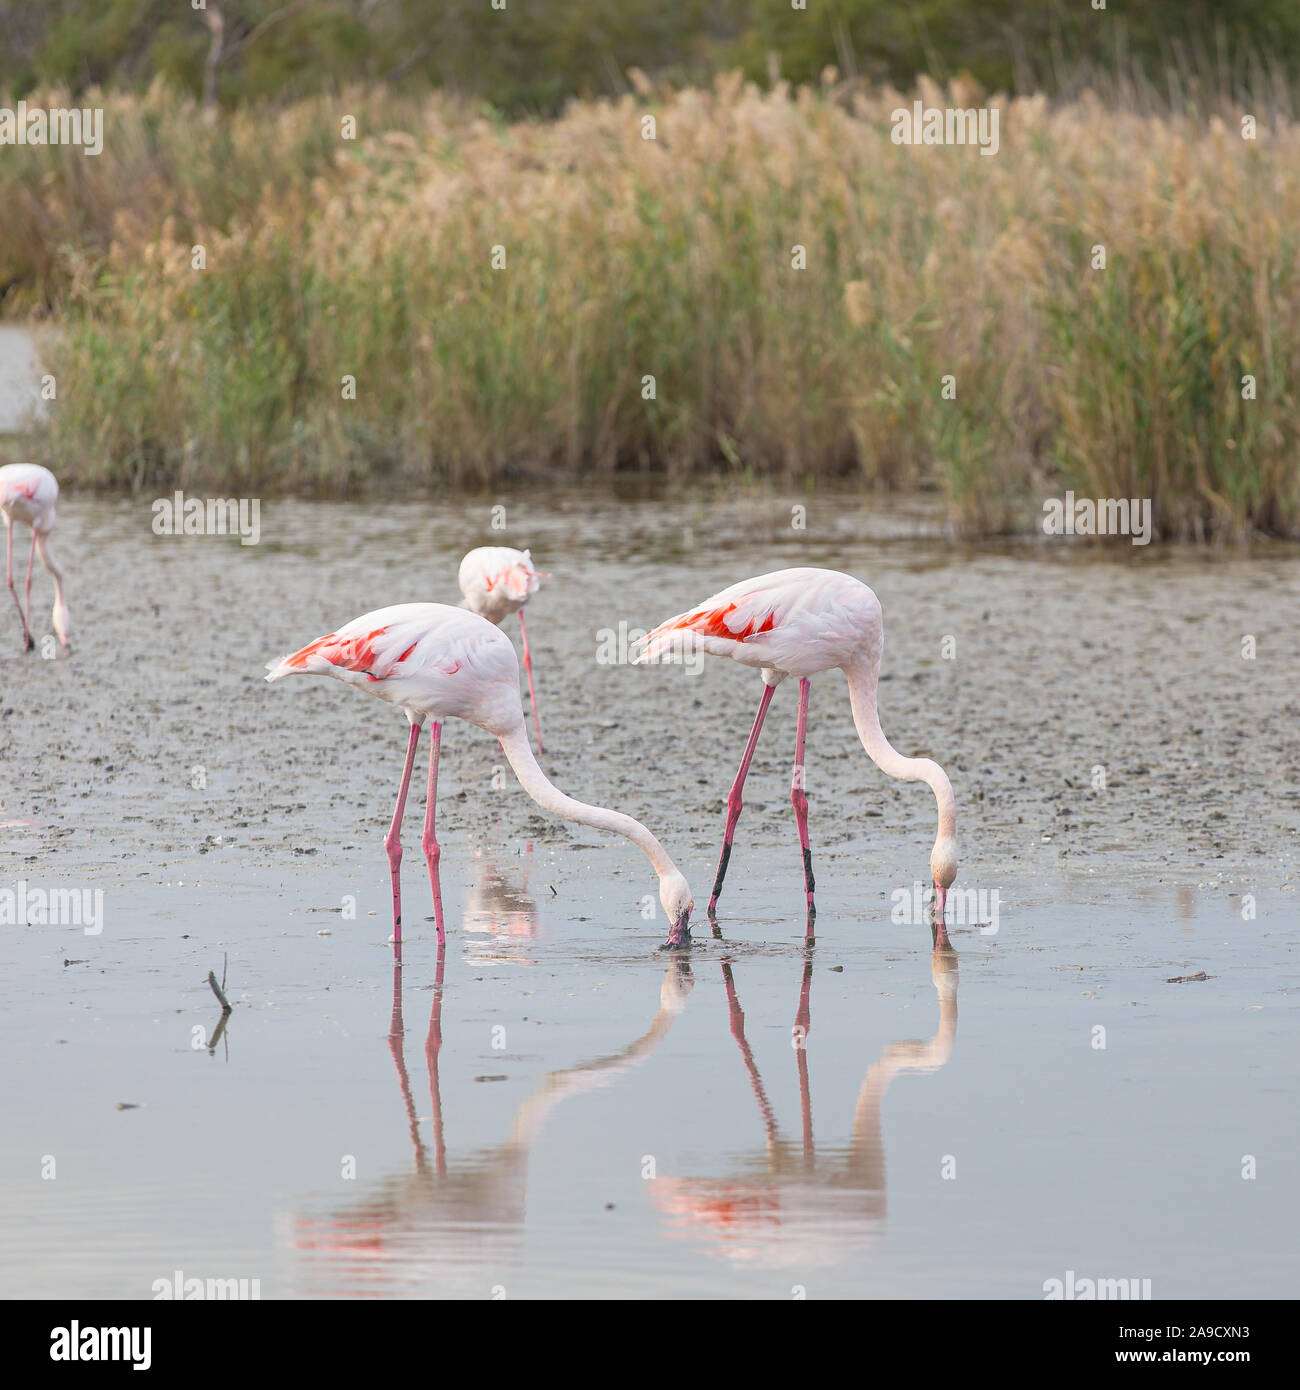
[707,683,776,919]
[518,610,543,755]
[420,721,446,947]
[791,677,816,933]
[23,529,36,645]
[5,519,32,651]
[385,722,422,948]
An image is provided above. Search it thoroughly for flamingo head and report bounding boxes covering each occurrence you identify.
[52,593,71,648]
[659,869,694,949]
[495,550,546,605]
[930,835,957,918]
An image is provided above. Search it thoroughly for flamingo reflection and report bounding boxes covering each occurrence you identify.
[650,943,958,1269]
[289,921,693,1296]
[461,843,541,964]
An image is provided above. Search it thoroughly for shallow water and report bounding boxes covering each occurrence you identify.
[1,494,1297,1299]
[0,326,44,435]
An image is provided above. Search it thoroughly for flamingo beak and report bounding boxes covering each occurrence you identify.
[658,908,693,952]
[932,881,951,947]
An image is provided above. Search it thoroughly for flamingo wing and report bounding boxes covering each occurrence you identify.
[267,605,455,683]
[0,463,59,525]
[635,569,880,676]
[264,602,525,733]
[635,572,802,662]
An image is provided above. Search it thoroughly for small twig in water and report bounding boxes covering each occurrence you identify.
[207,968,232,1014]
[207,1008,231,1055]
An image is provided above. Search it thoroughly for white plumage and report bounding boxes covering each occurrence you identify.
[267,601,692,948]
[268,603,525,736]
[637,567,956,937]
[0,462,70,651]
[636,567,882,681]
[458,546,547,753]
[457,546,544,624]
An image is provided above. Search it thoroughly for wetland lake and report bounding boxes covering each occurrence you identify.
[1,492,1296,1298]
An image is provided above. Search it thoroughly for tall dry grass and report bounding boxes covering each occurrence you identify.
[5,75,1298,536]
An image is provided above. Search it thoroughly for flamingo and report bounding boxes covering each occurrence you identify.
[458,547,546,754]
[0,462,70,653]
[265,603,692,949]
[635,568,956,945]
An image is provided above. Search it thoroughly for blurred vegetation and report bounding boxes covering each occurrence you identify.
[1,3,1297,536]
[1,2,1299,114]
[5,77,1296,538]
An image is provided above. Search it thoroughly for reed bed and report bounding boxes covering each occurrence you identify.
[5,76,1298,537]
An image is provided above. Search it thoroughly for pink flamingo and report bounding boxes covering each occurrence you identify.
[636,568,956,945]
[458,547,547,754]
[266,603,692,949]
[0,463,70,652]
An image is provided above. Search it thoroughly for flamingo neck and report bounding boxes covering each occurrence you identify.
[497,725,679,882]
[35,534,69,641]
[843,660,956,844]
[35,533,60,581]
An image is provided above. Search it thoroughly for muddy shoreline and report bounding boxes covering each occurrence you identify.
[3,495,1297,898]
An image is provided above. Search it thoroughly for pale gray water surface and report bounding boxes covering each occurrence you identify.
[1,494,1297,1299]
[0,325,44,434]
